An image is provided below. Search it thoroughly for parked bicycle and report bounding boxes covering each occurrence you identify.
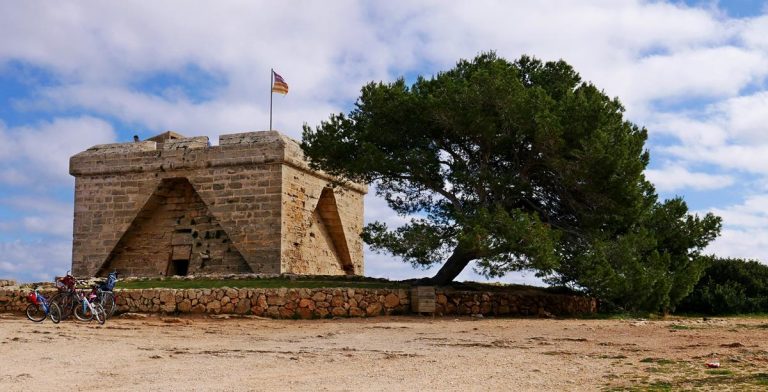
[26,287,61,323]
[50,272,78,320]
[94,270,119,317]
[73,285,106,325]
[50,271,119,321]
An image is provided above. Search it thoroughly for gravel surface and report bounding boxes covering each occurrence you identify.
[1,314,767,391]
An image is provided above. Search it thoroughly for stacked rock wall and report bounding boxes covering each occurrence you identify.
[0,287,596,318]
[435,289,597,316]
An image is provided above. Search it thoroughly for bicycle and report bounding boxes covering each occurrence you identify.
[95,270,119,317]
[26,287,62,323]
[73,286,106,325]
[50,272,78,320]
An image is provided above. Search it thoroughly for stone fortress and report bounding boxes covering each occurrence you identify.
[69,130,366,278]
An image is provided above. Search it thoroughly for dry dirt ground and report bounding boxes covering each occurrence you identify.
[1,313,768,391]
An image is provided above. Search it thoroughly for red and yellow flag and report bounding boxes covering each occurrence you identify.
[272,71,289,95]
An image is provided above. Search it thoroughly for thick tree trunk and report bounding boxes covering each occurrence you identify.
[430,247,475,286]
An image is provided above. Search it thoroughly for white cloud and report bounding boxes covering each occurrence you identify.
[716,91,768,143]
[700,195,768,265]
[27,84,339,141]
[663,143,768,175]
[0,0,756,138]
[707,228,768,263]
[646,164,734,192]
[0,168,28,185]
[650,89,768,177]
[22,216,71,237]
[0,196,74,267]
[740,14,768,50]
[648,113,728,147]
[709,195,768,228]
[613,47,767,106]
[3,0,768,281]
[0,116,115,186]
[0,239,71,282]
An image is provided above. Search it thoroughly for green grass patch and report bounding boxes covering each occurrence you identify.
[706,369,734,376]
[754,373,768,385]
[645,381,673,391]
[117,278,409,290]
[640,358,675,365]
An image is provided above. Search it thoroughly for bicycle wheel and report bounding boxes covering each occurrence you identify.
[26,303,46,322]
[94,303,106,325]
[74,300,93,322]
[49,302,61,324]
[51,292,76,320]
[100,291,116,317]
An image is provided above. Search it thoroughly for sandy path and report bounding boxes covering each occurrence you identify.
[1,314,767,391]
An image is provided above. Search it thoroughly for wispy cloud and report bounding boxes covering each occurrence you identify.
[0,117,115,186]
[646,165,734,192]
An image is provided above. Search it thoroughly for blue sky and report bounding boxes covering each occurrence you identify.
[2,0,768,283]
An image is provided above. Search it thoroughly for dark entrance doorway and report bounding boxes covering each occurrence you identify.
[169,259,190,276]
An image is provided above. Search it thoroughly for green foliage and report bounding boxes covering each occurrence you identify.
[677,258,768,315]
[551,197,720,312]
[302,51,721,312]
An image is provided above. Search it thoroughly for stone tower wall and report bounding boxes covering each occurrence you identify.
[281,165,365,275]
[70,131,365,277]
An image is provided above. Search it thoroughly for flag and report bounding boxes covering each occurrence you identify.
[272,71,289,95]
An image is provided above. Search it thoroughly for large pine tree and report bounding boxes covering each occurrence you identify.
[302,52,721,312]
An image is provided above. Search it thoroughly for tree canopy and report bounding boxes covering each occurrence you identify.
[301,52,721,312]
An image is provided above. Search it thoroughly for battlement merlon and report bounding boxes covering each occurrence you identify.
[69,131,368,194]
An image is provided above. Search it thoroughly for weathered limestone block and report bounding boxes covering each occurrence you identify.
[266,294,285,306]
[161,302,176,313]
[251,305,265,315]
[298,298,314,309]
[384,293,400,308]
[159,290,175,304]
[206,300,221,313]
[235,298,251,314]
[178,299,192,312]
[256,294,267,308]
[297,307,313,319]
[311,292,326,302]
[365,303,382,316]
[331,295,344,307]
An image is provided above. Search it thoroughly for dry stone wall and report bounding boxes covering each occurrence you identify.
[0,286,596,318]
[434,289,597,317]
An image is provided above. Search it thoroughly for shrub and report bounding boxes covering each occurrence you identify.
[677,257,768,315]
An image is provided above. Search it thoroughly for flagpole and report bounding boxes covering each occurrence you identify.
[269,68,273,131]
